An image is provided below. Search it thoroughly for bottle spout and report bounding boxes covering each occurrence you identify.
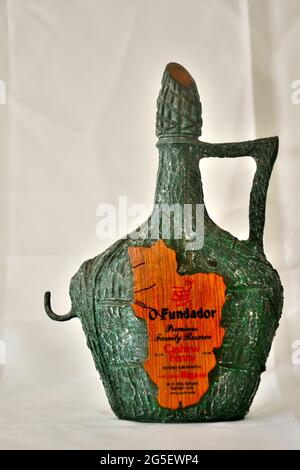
[44,291,76,322]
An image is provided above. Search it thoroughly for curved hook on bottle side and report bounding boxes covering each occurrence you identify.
[44,291,76,322]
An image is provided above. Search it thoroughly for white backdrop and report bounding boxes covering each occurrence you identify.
[0,0,300,449]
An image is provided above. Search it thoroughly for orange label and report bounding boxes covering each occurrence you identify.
[128,240,226,410]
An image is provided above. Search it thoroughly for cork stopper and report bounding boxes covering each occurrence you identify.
[156,63,202,138]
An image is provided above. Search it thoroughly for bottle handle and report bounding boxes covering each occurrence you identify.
[199,136,279,249]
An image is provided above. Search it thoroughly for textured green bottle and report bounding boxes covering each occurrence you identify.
[45,63,283,422]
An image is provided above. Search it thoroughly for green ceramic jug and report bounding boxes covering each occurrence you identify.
[45,63,283,422]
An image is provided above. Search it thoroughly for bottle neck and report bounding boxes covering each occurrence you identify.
[154,142,204,206]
